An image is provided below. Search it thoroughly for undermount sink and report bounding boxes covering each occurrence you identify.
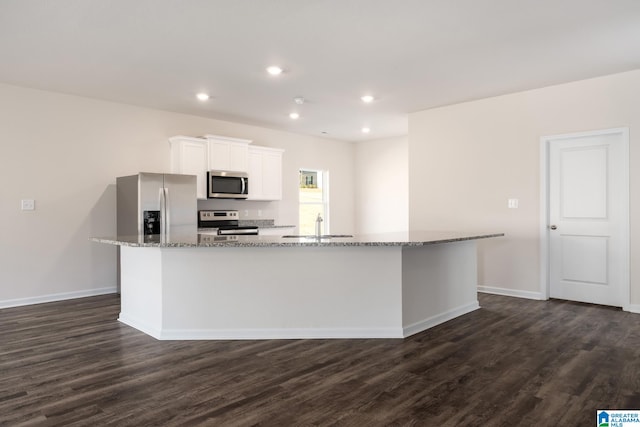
[282,234,354,239]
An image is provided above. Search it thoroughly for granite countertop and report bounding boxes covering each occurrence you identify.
[91,230,504,248]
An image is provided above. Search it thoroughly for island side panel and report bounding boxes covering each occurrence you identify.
[118,246,164,338]
[158,245,404,339]
[401,240,479,337]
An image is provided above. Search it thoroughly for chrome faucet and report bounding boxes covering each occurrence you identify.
[315,213,323,237]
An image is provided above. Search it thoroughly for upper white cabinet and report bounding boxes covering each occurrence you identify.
[169,135,283,201]
[204,134,251,172]
[247,146,284,201]
[168,136,209,199]
[169,134,251,199]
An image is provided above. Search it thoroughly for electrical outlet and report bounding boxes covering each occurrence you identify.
[21,199,35,211]
[508,198,519,209]
[258,209,262,217]
[243,210,249,217]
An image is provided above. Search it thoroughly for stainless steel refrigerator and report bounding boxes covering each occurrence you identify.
[116,172,197,237]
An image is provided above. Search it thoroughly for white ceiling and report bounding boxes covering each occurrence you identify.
[1,1,639,142]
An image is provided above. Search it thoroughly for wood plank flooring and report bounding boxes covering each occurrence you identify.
[1,293,640,426]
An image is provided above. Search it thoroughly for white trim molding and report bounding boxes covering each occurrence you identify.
[156,327,404,340]
[0,286,117,309]
[120,314,404,340]
[539,137,550,300]
[121,303,483,341]
[402,301,480,337]
[625,305,640,315]
[118,313,164,339]
[478,286,545,300]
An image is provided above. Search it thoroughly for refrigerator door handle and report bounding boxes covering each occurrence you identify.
[159,187,166,235]
[159,187,164,235]
[163,187,170,235]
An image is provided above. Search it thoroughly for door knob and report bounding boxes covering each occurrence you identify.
[550,225,557,230]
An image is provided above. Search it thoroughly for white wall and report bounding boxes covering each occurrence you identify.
[408,69,640,303]
[354,136,408,234]
[0,83,355,306]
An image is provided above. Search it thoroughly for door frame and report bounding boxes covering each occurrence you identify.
[539,127,630,309]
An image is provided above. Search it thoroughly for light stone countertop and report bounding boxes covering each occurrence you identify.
[91,230,504,248]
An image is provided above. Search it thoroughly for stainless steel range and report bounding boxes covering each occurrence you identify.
[198,210,259,235]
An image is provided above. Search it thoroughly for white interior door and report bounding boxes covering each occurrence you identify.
[547,128,628,307]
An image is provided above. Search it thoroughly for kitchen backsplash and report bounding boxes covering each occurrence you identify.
[197,199,278,221]
[238,219,275,227]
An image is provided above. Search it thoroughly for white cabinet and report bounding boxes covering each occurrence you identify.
[258,227,296,236]
[169,135,282,201]
[247,146,284,201]
[169,136,209,199]
[204,134,250,172]
[170,134,252,199]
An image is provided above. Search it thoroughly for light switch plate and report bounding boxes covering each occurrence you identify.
[508,198,519,209]
[21,199,35,211]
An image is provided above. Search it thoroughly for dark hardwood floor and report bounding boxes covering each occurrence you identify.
[1,293,639,426]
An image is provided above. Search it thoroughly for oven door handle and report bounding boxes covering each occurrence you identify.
[217,227,259,236]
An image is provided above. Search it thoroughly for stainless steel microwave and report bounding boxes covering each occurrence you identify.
[207,170,249,199]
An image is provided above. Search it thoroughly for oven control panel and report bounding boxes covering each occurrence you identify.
[199,210,238,221]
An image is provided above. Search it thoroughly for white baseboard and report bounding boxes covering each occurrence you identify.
[119,314,404,340]
[118,313,163,339]
[157,327,404,340]
[120,305,483,341]
[402,301,480,338]
[478,286,545,300]
[625,304,640,314]
[0,287,118,309]
[141,326,403,340]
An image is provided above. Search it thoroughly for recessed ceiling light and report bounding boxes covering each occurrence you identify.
[267,66,283,76]
[362,127,371,133]
[289,112,300,119]
[196,93,210,101]
[361,95,374,103]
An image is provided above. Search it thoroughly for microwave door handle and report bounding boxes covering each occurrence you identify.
[241,177,246,195]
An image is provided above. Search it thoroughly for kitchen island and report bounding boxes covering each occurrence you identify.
[93,231,503,340]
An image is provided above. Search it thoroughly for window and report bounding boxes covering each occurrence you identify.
[299,169,329,234]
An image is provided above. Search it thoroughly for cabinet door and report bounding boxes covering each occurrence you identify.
[246,146,283,201]
[208,140,231,171]
[261,151,282,200]
[169,137,208,199]
[206,136,250,172]
[229,142,249,172]
[247,149,263,199]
